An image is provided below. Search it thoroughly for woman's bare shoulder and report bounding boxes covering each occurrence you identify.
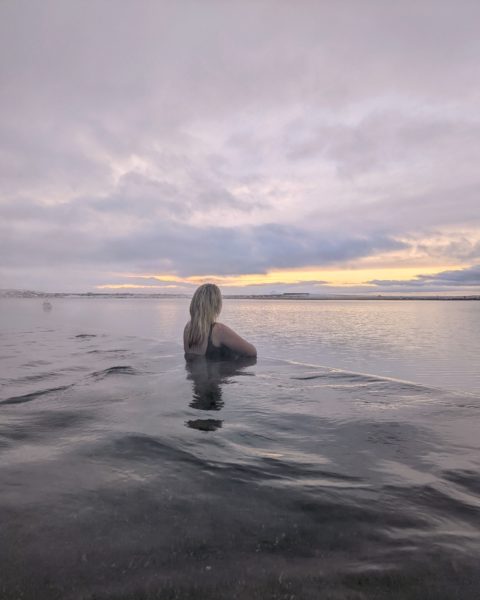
[214,322,256,357]
[213,322,238,338]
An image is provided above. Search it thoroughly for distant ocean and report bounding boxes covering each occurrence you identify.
[1,297,479,599]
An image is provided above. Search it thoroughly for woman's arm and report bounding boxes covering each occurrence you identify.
[216,323,257,357]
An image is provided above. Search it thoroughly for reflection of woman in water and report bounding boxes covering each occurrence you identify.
[185,354,257,431]
[183,283,257,359]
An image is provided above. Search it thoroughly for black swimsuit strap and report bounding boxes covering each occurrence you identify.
[206,323,214,349]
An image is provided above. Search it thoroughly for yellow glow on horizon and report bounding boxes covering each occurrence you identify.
[97,284,180,289]
[97,263,468,290]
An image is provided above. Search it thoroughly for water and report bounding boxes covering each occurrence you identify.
[1,298,479,599]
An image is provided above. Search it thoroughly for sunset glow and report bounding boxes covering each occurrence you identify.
[1,3,478,295]
[96,264,470,292]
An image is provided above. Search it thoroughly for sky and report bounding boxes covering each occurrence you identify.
[1,0,479,295]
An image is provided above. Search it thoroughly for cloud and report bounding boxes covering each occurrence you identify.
[1,1,480,292]
[369,264,480,288]
[0,192,406,275]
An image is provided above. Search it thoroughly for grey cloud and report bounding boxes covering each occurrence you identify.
[284,112,480,179]
[0,198,405,275]
[2,2,480,174]
[100,223,407,276]
[369,264,480,288]
[91,174,182,218]
[415,236,480,263]
[308,183,480,240]
[0,167,262,230]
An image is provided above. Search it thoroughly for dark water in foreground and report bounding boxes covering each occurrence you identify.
[1,300,480,599]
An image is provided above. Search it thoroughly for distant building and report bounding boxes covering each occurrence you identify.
[281,293,310,298]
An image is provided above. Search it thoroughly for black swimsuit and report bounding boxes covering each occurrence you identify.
[205,323,237,360]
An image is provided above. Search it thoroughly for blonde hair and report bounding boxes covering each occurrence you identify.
[187,283,222,348]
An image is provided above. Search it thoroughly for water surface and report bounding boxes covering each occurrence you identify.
[0,298,479,599]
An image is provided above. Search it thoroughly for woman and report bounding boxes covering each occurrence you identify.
[183,283,257,359]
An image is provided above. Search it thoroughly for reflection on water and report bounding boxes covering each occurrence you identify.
[1,300,480,599]
[185,355,257,431]
[2,297,479,393]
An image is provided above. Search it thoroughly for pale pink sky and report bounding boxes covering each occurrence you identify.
[1,1,479,294]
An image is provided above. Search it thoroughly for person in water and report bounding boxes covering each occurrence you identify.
[184,283,257,359]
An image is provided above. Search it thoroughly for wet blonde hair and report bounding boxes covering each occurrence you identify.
[187,283,222,348]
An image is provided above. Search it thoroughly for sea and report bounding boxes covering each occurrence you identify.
[1,297,479,599]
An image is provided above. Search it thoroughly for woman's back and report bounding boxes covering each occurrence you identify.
[184,321,256,359]
[205,323,238,359]
[184,283,256,359]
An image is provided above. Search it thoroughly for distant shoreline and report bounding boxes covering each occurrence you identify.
[1,290,479,301]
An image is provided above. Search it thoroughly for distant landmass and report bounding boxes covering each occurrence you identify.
[0,289,189,299]
[1,289,479,301]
